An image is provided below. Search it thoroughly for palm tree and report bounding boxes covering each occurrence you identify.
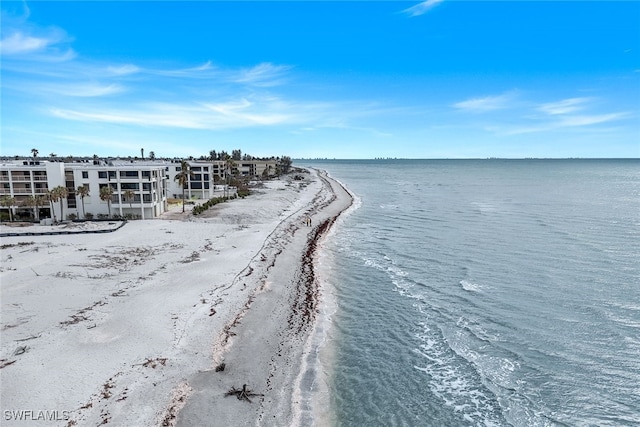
[99,186,114,218]
[36,195,46,221]
[223,155,236,199]
[279,156,292,174]
[31,148,39,160]
[174,160,195,212]
[47,190,58,222]
[24,195,39,221]
[0,196,16,222]
[24,195,46,221]
[123,189,135,212]
[51,186,69,221]
[76,185,89,219]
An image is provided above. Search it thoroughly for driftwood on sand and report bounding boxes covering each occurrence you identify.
[224,384,264,403]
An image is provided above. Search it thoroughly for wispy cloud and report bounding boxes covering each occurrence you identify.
[483,98,630,136]
[401,0,444,17]
[203,99,291,125]
[107,64,141,76]
[36,82,125,97]
[535,97,629,128]
[453,91,518,112]
[153,61,218,78]
[0,27,74,61]
[557,112,630,127]
[537,97,592,115]
[231,62,291,87]
[0,32,50,55]
[49,95,298,130]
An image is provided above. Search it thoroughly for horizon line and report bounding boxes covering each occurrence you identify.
[293,157,640,161]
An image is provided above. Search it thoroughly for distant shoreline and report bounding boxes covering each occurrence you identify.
[295,157,640,161]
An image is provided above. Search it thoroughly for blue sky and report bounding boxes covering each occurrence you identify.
[1,1,638,159]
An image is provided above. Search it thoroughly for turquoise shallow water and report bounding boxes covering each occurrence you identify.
[298,159,640,427]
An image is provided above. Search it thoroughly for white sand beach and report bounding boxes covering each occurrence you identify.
[0,168,352,427]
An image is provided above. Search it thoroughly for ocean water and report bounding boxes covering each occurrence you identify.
[299,159,640,427]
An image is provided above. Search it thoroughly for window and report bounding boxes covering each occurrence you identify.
[67,194,76,208]
[194,174,202,180]
[142,183,151,191]
[190,182,202,189]
[175,166,181,171]
[120,171,139,178]
[143,194,152,202]
[121,183,139,190]
[204,174,210,181]
[204,182,210,189]
[142,171,150,178]
[123,194,142,203]
[82,171,89,179]
[98,171,107,179]
[191,166,201,171]
[108,171,116,179]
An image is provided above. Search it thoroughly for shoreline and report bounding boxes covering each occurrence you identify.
[0,168,353,427]
[175,169,353,426]
[294,173,360,427]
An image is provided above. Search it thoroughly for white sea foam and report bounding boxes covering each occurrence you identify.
[413,343,503,426]
[460,279,484,292]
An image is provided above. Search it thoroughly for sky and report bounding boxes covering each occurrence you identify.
[1,1,639,159]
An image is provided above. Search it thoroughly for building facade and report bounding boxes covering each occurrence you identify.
[165,159,278,201]
[1,158,279,221]
[0,160,169,220]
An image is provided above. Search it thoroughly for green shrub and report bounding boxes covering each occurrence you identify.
[192,195,230,216]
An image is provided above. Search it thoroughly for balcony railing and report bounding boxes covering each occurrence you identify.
[4,188,50,194]
[6,176,48,181]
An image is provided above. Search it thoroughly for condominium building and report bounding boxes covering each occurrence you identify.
[0,158,279,221]
[0,160,168,220]
[165,159,278,200]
